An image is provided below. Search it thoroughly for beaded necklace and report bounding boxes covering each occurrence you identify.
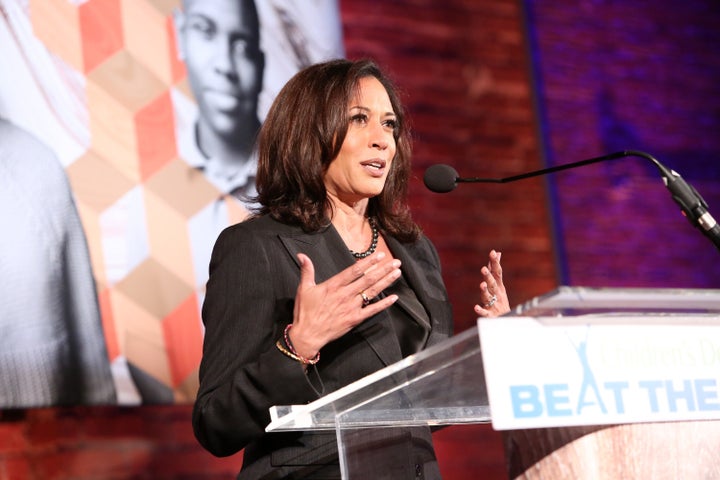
[349,217,379,259]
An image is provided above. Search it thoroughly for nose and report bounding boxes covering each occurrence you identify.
[369,123,390,150]
[213,37,238,78]
[371,139,387,150]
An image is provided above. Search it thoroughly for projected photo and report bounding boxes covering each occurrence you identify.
[0,0,344,407]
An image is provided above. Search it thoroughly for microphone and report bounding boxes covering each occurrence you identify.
[423,150,720,252]
[423,164,461,193]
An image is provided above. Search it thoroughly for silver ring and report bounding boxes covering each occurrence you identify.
[484,294,497,309]
[359,291,371,307]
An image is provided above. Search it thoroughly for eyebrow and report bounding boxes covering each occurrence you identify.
[349,105,396,117]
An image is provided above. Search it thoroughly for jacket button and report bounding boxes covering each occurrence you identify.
[415,463,422,477]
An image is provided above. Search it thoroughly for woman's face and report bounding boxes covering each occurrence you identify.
[324,76,397,205]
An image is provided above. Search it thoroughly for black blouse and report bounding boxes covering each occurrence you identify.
[384,274,431,358]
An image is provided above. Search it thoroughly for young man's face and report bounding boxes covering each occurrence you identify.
[177,0,264,140]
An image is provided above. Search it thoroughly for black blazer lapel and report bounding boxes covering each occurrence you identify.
[279,224,403,367]
[385,236,451,342]
[277,224,354,283]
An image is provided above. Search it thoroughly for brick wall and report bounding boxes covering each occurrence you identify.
[4,0,718,478]
[0,406,242,479]
[0,407,504,479]
[341,0,557,330]
[527,0,720,287]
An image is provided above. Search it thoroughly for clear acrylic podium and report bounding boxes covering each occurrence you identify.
[266,287,720,479]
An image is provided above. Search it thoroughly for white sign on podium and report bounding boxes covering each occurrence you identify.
[479,286,720,430]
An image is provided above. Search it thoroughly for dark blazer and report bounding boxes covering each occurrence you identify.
[193,215,453,479]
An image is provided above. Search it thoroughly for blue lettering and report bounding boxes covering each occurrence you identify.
[695,379,720,411]
[545,384,572,417]
[510,385,543,418]
[603,381,630,414]
[576,380,608,415]
[665,379,695,412]
[638,380,663,412]
[512,379,720,419]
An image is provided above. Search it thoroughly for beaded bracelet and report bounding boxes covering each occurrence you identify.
[276,324,320,365]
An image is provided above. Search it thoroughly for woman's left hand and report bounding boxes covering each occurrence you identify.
[474,250,510,317]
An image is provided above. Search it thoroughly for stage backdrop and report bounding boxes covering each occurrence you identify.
[0,0,344,407]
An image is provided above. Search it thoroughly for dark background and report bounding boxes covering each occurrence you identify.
[2,0,718,477]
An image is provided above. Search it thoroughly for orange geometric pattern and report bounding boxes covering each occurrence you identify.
[163,294,203,396]
[135,91,177,181]
[30,0,202,401]
[30,0,124,74]
[79,0,124,73]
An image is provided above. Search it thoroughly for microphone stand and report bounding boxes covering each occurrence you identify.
[454,150,720,253]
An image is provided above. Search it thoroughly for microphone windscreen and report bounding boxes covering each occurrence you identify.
[423,164,459,193]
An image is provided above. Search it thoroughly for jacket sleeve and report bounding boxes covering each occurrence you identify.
[192,222,321,457]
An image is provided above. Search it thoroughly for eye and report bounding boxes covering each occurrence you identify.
[188,17,216,39]
[232,40,248,55]
[231,37,258,59]
[383,118,397,131]
[350,113,368,124]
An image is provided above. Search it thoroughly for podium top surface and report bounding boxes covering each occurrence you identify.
[512,286,720,317]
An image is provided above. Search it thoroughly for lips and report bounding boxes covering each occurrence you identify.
[204,90,242,112]
[360,159,387,177]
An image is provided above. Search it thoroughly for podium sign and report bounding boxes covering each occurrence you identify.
[479,316,720,430]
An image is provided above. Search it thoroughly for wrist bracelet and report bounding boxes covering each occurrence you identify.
[277,324,320,365]
[276,340,320,365]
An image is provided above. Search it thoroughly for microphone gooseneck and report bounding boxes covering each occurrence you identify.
[423,150,720,252]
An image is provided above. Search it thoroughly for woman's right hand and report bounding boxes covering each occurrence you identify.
[287,252,401,360]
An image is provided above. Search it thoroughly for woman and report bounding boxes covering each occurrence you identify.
[192,59,510,479]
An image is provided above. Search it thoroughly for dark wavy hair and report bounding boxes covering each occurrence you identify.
[254,58,420,243]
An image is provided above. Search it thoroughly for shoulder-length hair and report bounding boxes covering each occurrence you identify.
[254,58,420,242]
